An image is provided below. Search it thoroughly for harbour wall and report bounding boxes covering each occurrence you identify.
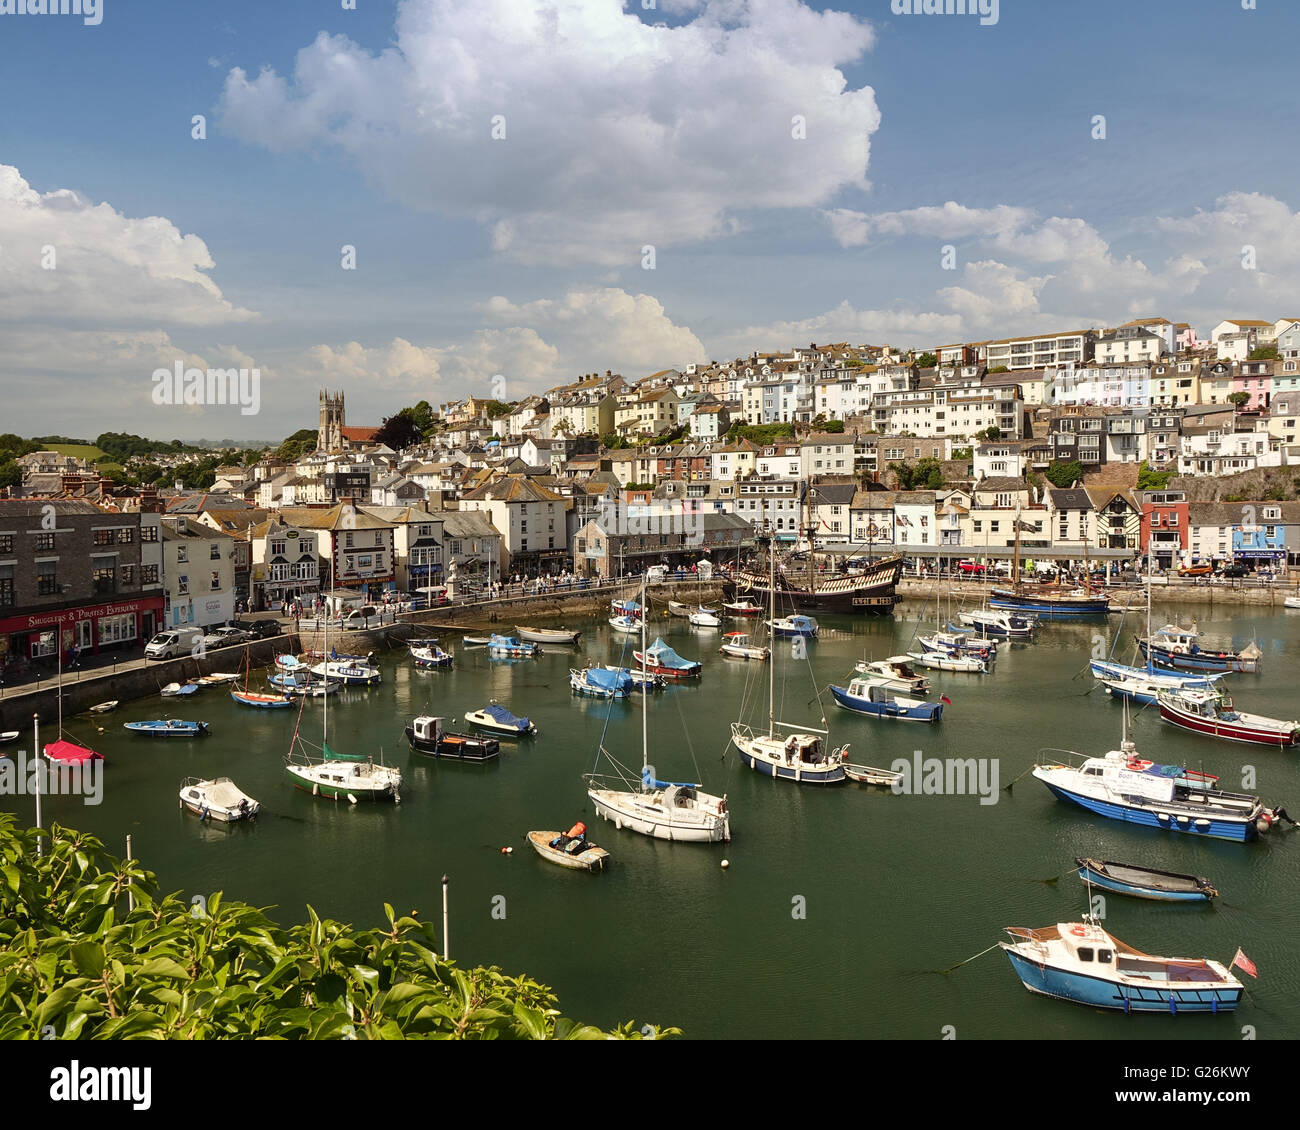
[896,578,1299,609]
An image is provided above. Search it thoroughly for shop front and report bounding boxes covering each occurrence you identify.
[0,595,165,665]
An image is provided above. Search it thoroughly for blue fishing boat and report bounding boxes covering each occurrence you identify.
[570,666,633,699]
[989,587,1110,619]
[765,614,819,638]
[465,702,537,737]
[1138,623,1262,674]
[1075,857,1218,902]
[1089,659,1221,706]
[829,677,944,723]
[1001,920,1245,1013]
[410,643,454,668]
[487,634,541,658]
[124,719,210,737]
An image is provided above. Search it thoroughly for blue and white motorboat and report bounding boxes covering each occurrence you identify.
[309,658,382,685]
[570,666,634,699]
[600,664,665,691]
[765,615,818,638]
[1075,857,1218,902]
[1138,623,1262,674]
[989,586,1111,619]
[1033,738,1287,842]
[907,648,988,673]
[275,653,308,672]
[268,671,338,697]
[919,630,996,660]
[829,677,944,723]
[124,719,209,737]
[852,657,931,696]
[608,614,641,634]
[465,702,537,737]
[1001,919,1244,1013]
[487,634,541,658]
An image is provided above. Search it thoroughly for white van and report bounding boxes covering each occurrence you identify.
[145,626,205,660]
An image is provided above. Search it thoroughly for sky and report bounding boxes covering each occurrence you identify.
[2,0,1299,442]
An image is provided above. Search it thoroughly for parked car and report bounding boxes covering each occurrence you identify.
[343,605,378,627]
[956,559,987,575]
[233,619,281,639]
[1217,563,1250,578]
[201,625,251,650]
[144,626,205,660]
[1178,563,1213,577]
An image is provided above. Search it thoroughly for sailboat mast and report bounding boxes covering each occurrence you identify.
[640,573,647,778]
[57,636,63,738]
[323,601,328,748]
[768,526,776,738]
[1013,504,1022,587]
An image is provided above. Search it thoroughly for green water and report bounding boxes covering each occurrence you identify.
[5,602,1299,1040]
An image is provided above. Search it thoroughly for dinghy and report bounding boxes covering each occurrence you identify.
[179,777,259,822]
[87,700,119,714]
[1074,857,1218,902]
[844,764,904,787]
[515,625,581,645]
[527,823,610,871]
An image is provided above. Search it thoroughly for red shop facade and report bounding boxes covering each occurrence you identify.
[0,596,165,663]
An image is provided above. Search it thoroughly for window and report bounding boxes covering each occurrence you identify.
[142,564,159,584]
[35,532,55,551]
[271,539,286,555]
[141,524,158,542]
[177,575,189,595]
[176,545,188,564]
[0,564,12,607]
[116,527,134,544]
[345,533,354,548]
[374,532,382,547]
[37,560,58,595]
[0,535,9,553]
[210,571,220,590]
[210,543,221,560]
[93,529,114,546]
[120,564,135,585]
[98,613,137,644]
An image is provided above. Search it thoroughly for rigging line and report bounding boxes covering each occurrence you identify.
[592,603,635,773]
[672,680,706,786]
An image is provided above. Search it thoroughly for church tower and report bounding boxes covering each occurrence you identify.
[319,390,345,452]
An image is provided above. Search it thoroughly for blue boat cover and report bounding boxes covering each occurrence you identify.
[646,637,695,669]
[585,667,632,692]
[483,703,531,729]
[489,634,526,647]
[641,765,699,789]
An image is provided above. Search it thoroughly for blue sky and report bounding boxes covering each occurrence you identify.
[2,0,1298,441]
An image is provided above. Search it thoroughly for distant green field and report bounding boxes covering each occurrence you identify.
[45,443,108,462]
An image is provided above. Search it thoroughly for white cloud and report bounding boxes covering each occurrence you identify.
[219,0,880,264]
[823,201,1034,247]
[937,260,1051,324]
[0,164,257,328]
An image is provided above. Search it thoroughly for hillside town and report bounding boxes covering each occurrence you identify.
[4,316,1300,663]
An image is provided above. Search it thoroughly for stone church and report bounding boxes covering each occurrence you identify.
[318,391,381,453]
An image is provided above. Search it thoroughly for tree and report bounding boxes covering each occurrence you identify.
[0,460,20,491]
[1044,460,1084,489]
[1227,391,1252,410]
[1248,345,1279,361]
[0,815,677,1040]
[276,429,319,463]
[988,365,1009,374]
[889,457,943,491]
[485,400,512,419]
[915,352,937,369]
[374,412,423,452]
[975,426,1002,441]
[1136,460,1175,491]
[820,419,845,433]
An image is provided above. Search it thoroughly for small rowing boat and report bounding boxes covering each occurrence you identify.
[527,823,610,871]
[1074,857,1218,902]
[515,625,581,645]
[124,719,210,738]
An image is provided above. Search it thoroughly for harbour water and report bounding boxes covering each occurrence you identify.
[5,600,1299,1040]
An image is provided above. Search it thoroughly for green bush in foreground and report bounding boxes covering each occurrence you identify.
[0,816,677,1040]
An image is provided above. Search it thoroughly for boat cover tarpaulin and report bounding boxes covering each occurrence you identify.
[44,739,103,763]
[483,703,531,729]
[647,638,694,670]
[586,667,632,693]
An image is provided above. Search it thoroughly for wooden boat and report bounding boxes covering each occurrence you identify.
[231,689,295,709]
[1001,920,1244,1012]
[405,715,499,761]
[728,555,903,616]
[634,637,701,679]
[667,600,692,618]
[1156,686,1299,747]
[515,625,581,645]
[87,701,119,714]
[1075,857,1218,902]
[179,777,260,822]
[852,657,930,696]
[465,702,537,737]
[124,719,210,738]
[1139,623,1262,674]
[723,600,762,617]
[527,824,610,871]
[844,763,904,787]
[830,678,943,723]
[718,632,769,661]
[461,635,492,645]
[570,666,633,698]
[486,634,540,658]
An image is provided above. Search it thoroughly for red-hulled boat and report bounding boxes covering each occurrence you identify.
[1157,687,1299,748]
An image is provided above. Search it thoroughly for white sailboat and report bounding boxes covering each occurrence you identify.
[585,576,731,842]
[730,529,848,785]
[285,612,401,803]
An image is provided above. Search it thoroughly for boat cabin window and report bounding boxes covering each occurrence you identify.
[1077,947,1094,962]
[1096,949,1113,964]
[1083,766,1103,776]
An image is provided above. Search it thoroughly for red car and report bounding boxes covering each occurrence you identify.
[956,560,987,575]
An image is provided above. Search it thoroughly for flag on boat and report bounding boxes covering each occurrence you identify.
[1230,948,1258,978]
[940,695,952,705]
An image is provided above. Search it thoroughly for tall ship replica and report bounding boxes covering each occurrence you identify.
[727,527,903,615]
